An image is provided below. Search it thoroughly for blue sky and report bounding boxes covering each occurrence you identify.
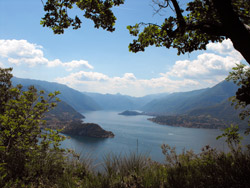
[0,0,245,96]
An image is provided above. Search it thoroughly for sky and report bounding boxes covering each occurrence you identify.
[0,0,246,97]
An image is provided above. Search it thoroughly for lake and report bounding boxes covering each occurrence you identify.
[61,111,250,165]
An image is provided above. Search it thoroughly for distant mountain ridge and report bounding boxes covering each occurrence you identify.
[12,77,246,128]
[141,81,247,128]
[141,81,239,115]
[141,88,208,115]
[12,77,101,112]
[83,92,169,111]
[12,77,114,138]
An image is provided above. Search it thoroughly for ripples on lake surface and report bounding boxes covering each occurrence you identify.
[61,111,250,164]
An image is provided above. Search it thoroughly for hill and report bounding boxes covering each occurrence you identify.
[83,92,169,111]
[12,77,101,112]
[11,78,114,138]
[148,115,227,129]
[118,110,144,116]
[141,81,238,115]
[142,81,249,129]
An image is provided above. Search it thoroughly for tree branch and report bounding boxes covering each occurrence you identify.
[138,22,162,29]
[186,22,226,36]
[170,0,186,31]
[212,0,250,64]
[40,0,44,6]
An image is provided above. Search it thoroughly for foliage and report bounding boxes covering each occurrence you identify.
[149,114,227,129]
[66,145,250,187]
[40,0,124,34]
[226,63,250,134]
[216,64,250,154]
[1,68,250,187]
[217,124,243,153]
[40,1,250,63]
[0,67,70,186]
[127,0,250,64]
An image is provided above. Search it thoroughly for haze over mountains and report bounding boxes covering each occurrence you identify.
[12,77,244,128]
[12,77,101,112]
[82,92,169,111]
[141,81,238,115]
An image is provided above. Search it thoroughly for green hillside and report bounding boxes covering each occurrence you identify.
[141,81,238,115]
[141,88,208,114]
[12,77,101,112]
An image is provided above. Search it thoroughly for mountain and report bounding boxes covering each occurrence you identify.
[16,83,114,138]
[141,81,239,115]
[44,101,85,128]
[187,99,249,127]
[83,92,169,111]
[12,77,101,112]
[142,81,249,129]
[83,92,136,110]
[148,115,228,129]
[141,88,208,115]
[45,102,114,138]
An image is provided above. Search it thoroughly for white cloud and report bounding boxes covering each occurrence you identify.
[47,59,93,71]
[162,39,244,86]
[0,39,44,58]
[207,39,243,60]
[1,39,243,96]
[55,71,200,96]
[164,53,239,80]
[55,39,243,96]
[57,71,109,83]
[0,39,93,70]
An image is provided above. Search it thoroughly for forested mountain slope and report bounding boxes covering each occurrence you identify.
[12,77,101,112]
[141,81,238,115]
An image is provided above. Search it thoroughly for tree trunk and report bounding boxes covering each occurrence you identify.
[213,0,250,65]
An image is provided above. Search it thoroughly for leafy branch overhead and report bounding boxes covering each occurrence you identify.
[40,0,124,34]
[41,0,250,64]
[127,0,250,64]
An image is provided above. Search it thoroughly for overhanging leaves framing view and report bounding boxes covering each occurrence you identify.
[0,0,250,187]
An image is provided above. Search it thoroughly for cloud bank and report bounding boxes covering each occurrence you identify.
[0,39,244,96]
[56,39,244,96]
[0,39,93,70]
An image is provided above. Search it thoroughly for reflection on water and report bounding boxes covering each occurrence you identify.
[61,111,250,165]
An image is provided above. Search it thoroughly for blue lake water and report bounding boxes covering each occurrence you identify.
[61,111,250,165]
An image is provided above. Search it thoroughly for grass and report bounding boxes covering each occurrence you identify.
[1,144,250,187]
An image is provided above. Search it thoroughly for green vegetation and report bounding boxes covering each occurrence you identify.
[12,77,101,112]
[226,63,250,134]
[1,67,250,187]
[40,1,250,64]
[127,0,250,64]
[40,0,125,34]
[62,122,115,138]
[0,67,68,186]
[141,81,238,115]
[148,115,227,129]
[119,110,144,116]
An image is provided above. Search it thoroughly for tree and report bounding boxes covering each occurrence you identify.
[215,64,250,152]
[127,0,250,64]
[0,67,68,186]
[226,63,250,134]
[41,0,250,64]
[40,0,124,34]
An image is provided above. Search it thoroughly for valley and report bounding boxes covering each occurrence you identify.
[12,76,248,140]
